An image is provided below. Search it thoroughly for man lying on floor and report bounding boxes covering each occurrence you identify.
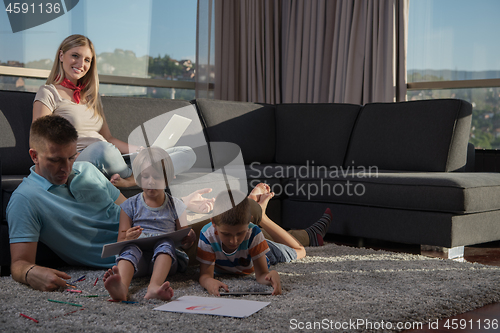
[7,115,331,292]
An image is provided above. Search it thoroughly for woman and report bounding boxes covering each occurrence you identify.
[32,34,196,188]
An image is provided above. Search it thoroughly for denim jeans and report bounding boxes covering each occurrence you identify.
[76,141,196,179]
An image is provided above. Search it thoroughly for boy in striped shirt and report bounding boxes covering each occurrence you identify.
[197,189,305,296]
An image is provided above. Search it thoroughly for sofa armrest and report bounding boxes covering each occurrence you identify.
[465,142,475,172]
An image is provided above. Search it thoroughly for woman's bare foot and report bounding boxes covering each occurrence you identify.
[110,174,137,188]
[248,183,271,202]
[144,281,174,301]
[103,266,128,301]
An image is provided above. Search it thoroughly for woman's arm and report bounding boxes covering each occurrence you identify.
[99,116,140,154]
[32,101,53,122]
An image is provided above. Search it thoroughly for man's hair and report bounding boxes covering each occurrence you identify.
[30,115,78,151]
[212,190,250,226]
[132,146,175,188]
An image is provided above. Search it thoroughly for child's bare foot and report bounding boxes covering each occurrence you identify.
[110,174,137,188]
[103,266,128,301]
[248,183,271,202]
[145,281,174,301]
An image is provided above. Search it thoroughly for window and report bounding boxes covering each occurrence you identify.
[407,0,500,149]
[0,0,197,99]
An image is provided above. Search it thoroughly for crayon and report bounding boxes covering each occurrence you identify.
[93,277,99,286]
[66,289,82,293]
[20,313,39,323]
[47,299,83,307]
[70,275,86,284]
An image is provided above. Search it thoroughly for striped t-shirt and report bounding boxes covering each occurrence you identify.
[197,222,270,275]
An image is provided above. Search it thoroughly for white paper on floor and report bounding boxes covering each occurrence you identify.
[154,295,270,318]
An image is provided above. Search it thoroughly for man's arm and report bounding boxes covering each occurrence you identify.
[10,242,70,291]
[114,192,127,205]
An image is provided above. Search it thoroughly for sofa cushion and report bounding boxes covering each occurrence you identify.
[283,170,500,214]
[345,99,472,172]
[195,98,276,165]
[0,90,35,176]
[275,103,361,167]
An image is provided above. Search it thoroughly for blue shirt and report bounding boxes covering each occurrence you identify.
[7,162,121,268]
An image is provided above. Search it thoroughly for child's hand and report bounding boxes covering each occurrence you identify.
[124,226,143,240]
[266,270,282,295]
[181,229,196,249]
[205,279,229,296]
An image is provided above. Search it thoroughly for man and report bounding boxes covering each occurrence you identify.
[7,115,214,291]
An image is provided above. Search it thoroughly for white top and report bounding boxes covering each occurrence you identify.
[34,84,106,151]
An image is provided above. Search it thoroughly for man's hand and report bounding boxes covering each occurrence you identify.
[265,270,282,295]
[181,229,196,249]
[182,188,216,214]
[26,266,71,291]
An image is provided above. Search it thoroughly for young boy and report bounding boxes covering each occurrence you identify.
[104,147,195,301]
[197,189,325,296]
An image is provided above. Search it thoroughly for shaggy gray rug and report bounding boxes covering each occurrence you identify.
[2,243,500,332]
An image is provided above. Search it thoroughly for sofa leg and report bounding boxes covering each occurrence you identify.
[421,245,465,260]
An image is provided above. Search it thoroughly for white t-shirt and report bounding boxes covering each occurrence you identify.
[34,84,106,151]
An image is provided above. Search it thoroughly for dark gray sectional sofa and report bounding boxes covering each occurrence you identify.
[2,89,500,274]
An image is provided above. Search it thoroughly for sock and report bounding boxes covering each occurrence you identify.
[305,208,332,247]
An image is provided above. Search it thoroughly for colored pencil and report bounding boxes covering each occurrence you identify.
[20,313,38,323]
[47,299,83,307]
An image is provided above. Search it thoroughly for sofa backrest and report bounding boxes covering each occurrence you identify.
[195,98,276,165]
[102,96,193,144]
[0,90,34,176]
[344,99,473,172]
[275,103,361,167]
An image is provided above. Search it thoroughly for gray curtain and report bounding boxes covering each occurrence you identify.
[197,0,408,104]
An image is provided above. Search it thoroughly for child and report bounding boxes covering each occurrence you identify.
[104,147,196,301]
[197,189,318,296]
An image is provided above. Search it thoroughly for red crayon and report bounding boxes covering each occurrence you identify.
[93,277,99,286]
[20,313,39,323]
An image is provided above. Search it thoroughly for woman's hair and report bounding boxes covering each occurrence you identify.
[132,147,175,189]
[47,34,104,120]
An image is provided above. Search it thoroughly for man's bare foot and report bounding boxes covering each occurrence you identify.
[248,183,271,202]
[103,266,128,301]
[144,281,174,301]
[110,174,137,188]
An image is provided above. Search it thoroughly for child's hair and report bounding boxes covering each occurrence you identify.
[212,190,250,226]
[131,146,175,188]
[47,34,103,120]
[30,115,78,151]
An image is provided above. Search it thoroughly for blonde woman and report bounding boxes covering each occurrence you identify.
[32,34,196,188]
